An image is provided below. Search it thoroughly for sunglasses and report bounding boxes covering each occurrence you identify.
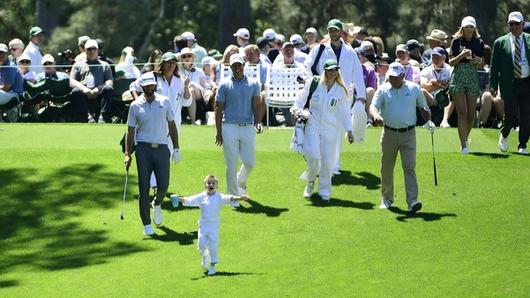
[10,48,20,51]
[43,62,53,66]
[509,22,522,27]
[181,54,193,59]
[19,60,31,64]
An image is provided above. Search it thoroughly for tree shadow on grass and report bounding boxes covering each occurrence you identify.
[332,171,380,190]
[0,165,147,285]
[190,271,262,280]
[470,152,509,159]
[150,226,197,245]
[233,199,289,217]
[308,194,375,210]
[0,280,18,288]
[387,206,457,222]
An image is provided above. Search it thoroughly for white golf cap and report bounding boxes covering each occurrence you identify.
[290,34,304,46]
[0,43,8,52]
[276,34,285,43]
[84,39,98,49]
[181,31,195,41]
[139,72,157,86]
[233,28,250,40]
[461,16,477,28]
[262,28,276,41]
[507,11,524,23]
[42,54,55,64]
[17,53,31,63]
[387,62,404,77]
[201,56,216,66]
[305,27,318,36]
[229,54,245,66]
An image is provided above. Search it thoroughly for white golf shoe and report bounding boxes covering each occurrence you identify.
[143,224,154,236]
[152,201,163,226]
[440,120,451,128]
[321,195,330,201]
[498,134,509,152]
[207,266,216,276]
[303,181,314,198]
[518,147,528,155]
[461,147,469,155]
[379,199,392,209]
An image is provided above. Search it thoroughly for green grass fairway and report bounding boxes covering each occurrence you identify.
[0,123,528,297]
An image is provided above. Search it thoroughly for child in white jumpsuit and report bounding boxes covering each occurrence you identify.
[291,59,354,201]
[179,174,249,276]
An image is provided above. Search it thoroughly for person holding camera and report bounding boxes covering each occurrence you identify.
[292,59,354,201]
[215,54,263,198]
[124,72,181,236]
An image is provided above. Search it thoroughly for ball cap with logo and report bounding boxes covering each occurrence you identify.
[229,54,245,66]
[387,62,405,77]
[507,11,524,23]
[323,59,340,70]
[140,72,157,86]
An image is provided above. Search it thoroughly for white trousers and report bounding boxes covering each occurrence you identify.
[222,123,256,195]
[303,127,338,197]
[198,224,220,264]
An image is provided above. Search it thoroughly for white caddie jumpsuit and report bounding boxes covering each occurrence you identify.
[293,81,352,197]
[183,191,234,264]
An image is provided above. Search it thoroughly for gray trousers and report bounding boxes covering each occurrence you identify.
[135,142,170,226]
[380,128,418,207]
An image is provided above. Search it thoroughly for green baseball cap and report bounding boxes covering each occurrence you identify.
[29,26,44,36]
[327,19,343,31]
[208,49,223,60]
[323,59,340,70]
[161,52,177,62]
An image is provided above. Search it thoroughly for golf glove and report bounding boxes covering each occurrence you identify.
[424,120,435,134]
[171,149,182,164]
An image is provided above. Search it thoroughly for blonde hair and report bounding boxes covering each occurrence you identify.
[204,174,218,183]
[320,69,349,98]
[222,45,239,64]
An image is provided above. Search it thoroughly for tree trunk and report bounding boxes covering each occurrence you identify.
[218,0,251,51]
[36,0,59,37]
[467,0,497,45]
[138,0,166,59]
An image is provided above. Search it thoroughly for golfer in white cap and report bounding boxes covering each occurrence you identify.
[124,72,181,236]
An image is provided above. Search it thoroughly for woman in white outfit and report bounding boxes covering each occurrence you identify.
[131,52,191,193]
[291,59,354,201]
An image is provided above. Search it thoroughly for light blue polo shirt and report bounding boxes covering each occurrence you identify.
[372,80,428,128]
[216,75,260,125]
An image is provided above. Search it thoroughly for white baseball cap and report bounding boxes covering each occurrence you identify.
[290,34,304,46]
[229,54,245,66]
[275,34,285,43]
[0,43,8,52]
[181,31,195,41]
[305,27,318,36]
[507,11,524,23]
[461,16,477,28]
[262,28,276,41]
[139,72,157,86]
[233,28,250,40]
[17,53,31,63]
[84,39,99,49]
[387,62,404,77]
[42,54,55,64]
[201,56,216,66]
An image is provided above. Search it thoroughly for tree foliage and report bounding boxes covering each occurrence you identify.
[0,0,528,61]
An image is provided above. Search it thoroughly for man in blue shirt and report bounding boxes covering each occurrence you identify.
[370,62,435,214]
[0,43,24,107]
[215,54,263,197]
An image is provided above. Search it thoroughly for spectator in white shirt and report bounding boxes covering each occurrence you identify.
[22,26,44,75]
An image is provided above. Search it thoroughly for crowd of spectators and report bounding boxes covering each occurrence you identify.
[1,17,530,131]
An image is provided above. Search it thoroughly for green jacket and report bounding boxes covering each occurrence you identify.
[489,32,530,101]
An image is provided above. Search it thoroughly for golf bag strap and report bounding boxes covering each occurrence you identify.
[304,76,320,110]
[310,44,325,76]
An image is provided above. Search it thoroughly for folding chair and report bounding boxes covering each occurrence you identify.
[265,67,304,127]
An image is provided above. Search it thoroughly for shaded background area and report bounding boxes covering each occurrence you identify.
[0,0,527,60]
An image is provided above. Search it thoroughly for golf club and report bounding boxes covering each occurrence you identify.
[431,133,438,186]
[121,169,129,220]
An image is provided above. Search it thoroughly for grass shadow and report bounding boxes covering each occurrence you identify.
[234,199,289,217]
[332,171,380,190]
[308,194,375,209]
[0,165,147,284]
[387,206,457,222]
[470,152,509,159]
[150,226,197,245]
[191,271,262,280]
[0,280,19,288]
